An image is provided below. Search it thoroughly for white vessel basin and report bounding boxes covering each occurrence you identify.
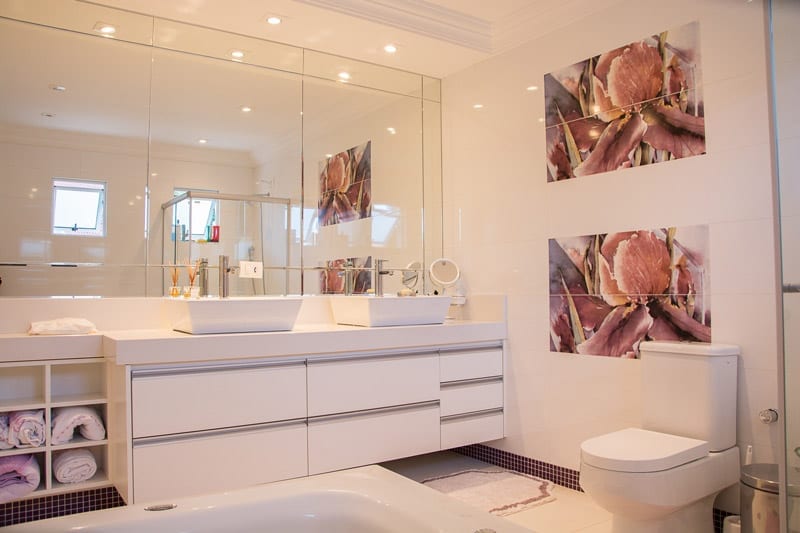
[165,296,303,334]
[329,295,452,327]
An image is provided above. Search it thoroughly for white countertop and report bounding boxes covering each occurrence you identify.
[103,320,506,365]
[0,294,508,365]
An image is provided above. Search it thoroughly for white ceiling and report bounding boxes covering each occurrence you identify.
[88,0,623,78]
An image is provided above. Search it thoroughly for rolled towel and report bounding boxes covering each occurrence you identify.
[8,411,45,448]
[0,414,12,450]
[53,449,97,484]
[51,406,106,445]
[0,454,41,504]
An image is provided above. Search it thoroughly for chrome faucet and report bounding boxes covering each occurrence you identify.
[198,257,208,297]
[343,260,355,296]
[373,259,393,297]
[218,255,238,298]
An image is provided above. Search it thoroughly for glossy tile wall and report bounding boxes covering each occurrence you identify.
[441,0,780,512]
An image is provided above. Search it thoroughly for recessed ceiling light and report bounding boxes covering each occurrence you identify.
[49,84,66,92]
[241,106,252,113]
[472,104,483,109]
[387,127,396,134]
[198,139,208,144]
[151,172,158,177]
[526,85,539,91]
[538,117,545,123]
[325,153,333,158]
[93,22,116,35]
[384,44,397,54]
[266,16,282,25]
[230,50,245,60]
[31,188,38,193]
[338,71,351,81]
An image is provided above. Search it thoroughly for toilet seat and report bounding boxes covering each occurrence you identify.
[581,428,709,473]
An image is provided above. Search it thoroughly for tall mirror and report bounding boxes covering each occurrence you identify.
[0,2,442,297]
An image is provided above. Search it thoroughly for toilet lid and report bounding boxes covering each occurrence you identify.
[581,428,710,473]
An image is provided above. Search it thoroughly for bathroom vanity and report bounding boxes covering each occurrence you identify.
[0,295,507,505]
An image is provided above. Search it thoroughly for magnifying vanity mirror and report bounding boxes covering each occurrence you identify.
[429,258,460,293]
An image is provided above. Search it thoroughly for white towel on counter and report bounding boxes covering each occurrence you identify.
[53,449,97,484]
[51,406,106,445]
[0,454,40,504]
[7,410,45,448]
[28,317,97,336]
[0,415,12,450]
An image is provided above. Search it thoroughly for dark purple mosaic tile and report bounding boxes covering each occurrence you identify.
[0,487,125,528]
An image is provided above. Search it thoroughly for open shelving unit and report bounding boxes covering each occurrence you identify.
[0,358,110,500]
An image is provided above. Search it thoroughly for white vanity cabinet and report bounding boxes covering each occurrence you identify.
[307,351,441,474]
[127,359,308,503]
[111,333,506,504]
[0,358,110,499]
[439,346,505,448]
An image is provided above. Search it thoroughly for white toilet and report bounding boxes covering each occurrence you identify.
[579,341,741,533]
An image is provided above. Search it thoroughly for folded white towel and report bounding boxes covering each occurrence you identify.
[7,411,45,448]
[53,449,97,484]
[0,454,40,504]
[28,317,97,336]
[0,415,12,450]
[51,406,106,445]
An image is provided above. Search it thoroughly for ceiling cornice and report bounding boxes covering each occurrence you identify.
[292,0,493,52]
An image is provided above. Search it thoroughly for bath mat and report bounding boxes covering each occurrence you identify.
[421,468,555,516]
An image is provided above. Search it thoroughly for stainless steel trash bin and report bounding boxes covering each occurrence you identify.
[741,463,800,533]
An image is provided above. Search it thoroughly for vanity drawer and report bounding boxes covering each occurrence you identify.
[308,401,440,475]
[132,420,307,503]
[441,410,504,449]
[440,378,503,417]
[131,360,306,438]
[440,347,502,382]
[307,352,439,416]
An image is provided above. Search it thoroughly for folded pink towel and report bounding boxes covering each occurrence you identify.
[0,454,40,503]
[7,410,45,448]
[51,406,106,445]
[53,449,97,484]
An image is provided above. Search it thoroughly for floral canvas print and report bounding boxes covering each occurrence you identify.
[549,225,710,358]
[321,256,372,294]
[545,21,703,181]
[318,140,372,226]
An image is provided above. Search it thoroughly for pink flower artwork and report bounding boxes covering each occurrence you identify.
[545,22,703,182]
[549,225,710,358]
[318,140,372,226]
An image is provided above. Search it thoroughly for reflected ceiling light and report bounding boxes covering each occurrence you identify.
[526,85,539,91]
[135,195,142,200]
[240,106,252,113]
[325,153,333,158]
[128,201,135,206]
[472,104,483,109]
[337,71,351,81]
[93,22,116,35]
[49,84,66,92]
[266,16,282,25]
[538,117,545,123]
[387,127,396,134]
[384,44,397,54]
[198,139,208,144]
[151,172,158,177]
[230,50,245,60]
[31,188,38,193]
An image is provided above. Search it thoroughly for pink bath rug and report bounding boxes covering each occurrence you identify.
[421,468,555,516]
